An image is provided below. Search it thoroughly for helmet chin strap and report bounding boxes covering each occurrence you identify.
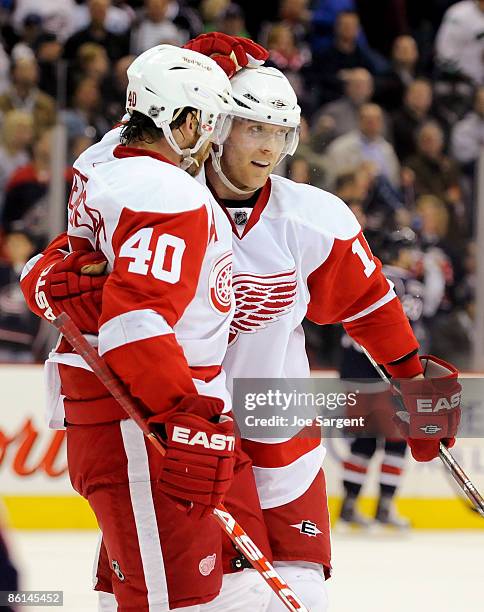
[161,121,205,171]
[210,146,258,196]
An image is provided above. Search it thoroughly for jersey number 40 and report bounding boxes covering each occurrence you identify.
[119,228,186,283]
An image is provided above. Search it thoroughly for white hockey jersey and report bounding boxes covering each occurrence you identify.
[211,175,419,509]
[25,127,234,427]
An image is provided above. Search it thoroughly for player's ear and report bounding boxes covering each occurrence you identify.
[185,111,199,136]
[176,111,199,147]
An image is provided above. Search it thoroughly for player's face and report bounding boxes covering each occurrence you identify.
[221,118,289,191]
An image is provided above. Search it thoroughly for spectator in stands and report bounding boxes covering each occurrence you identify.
[392,78,434,161]
[415,194,455,289]
[163,0,204,41]
[305,10,379,105]
[10,13,45,59]
[266,23,310,104]
[35,33,63,100]
[405,121,463,206]
[310,0,356,53]
[0,111,33,206]
[347,161,408,234]
[451,86,484,168]
[292,116,328,188]
[323,102,400,188]
[334,170,361,203]
[63,0,130,63]
[62,77,111,142]
[266,23,310,72]
[276,0,311,49]
[200,0,230,31]
[73,0,134,36]
[131,0,187,54]
[405,121,467,245]
[0,40,9,95]
[374,35,420,110]
[435,0,484,85]
[12,0,76,42]
[76,43,110,85]
[69,133,95,165]
[313,67,374,142]
[332,167,401,238]
[2,129,73,248]
[214,3,249,37]
[0,57,56,138]
[0,227,40,363]
[103,54,135,124]
[288,156,311,184]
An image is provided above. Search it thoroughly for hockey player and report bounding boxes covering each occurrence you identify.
[339,228,428,529]
[194,50,459,611]
[21,44,274,612]
[22,34,462,612]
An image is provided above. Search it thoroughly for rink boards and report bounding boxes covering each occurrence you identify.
[0,365,483,529]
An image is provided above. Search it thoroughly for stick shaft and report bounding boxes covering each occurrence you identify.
[360,345,484,517]
[53,313,308,611]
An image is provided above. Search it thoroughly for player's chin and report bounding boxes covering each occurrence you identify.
[247,165,272,187]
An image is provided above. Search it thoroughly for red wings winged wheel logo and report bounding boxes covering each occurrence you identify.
[229,269,298,345]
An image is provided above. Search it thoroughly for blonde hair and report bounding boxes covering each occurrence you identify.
[416,195,449,237]
[77,43,107,68]
[1,110,34,147]
[267,23,293,49]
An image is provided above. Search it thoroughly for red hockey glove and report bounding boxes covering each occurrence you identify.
[395,356,461,462]
[40,251,107,333]
[149,395,235,519]
[184,32,269,78]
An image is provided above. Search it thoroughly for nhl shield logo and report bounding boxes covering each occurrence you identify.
[234,210,248,226]
[199,553,217,576]
[208,251,233,315]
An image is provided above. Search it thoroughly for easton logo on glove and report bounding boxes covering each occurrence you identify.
[416,393,461,412]
[395,355,462,461]
[172,425,235,451]
[151,395,236,518]
[35,264,56,321]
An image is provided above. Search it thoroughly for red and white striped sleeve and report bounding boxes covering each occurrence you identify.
[97,203,211,420]
[306,229,423,378]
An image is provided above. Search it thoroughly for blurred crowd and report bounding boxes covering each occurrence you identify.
[0,0,481,367]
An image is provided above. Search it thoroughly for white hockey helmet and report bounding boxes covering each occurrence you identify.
[212,66,301,194]
[126,45,235,168]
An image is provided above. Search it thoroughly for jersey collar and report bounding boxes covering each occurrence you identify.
[208,177,272,239]
[113,145,177,166]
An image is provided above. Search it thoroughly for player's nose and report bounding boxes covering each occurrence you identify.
[259,139,276,156]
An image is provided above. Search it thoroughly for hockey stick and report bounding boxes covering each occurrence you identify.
[359,345,484,518]
[53,313,308,612]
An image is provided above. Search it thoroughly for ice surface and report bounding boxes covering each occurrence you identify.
[8,529,484,611]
